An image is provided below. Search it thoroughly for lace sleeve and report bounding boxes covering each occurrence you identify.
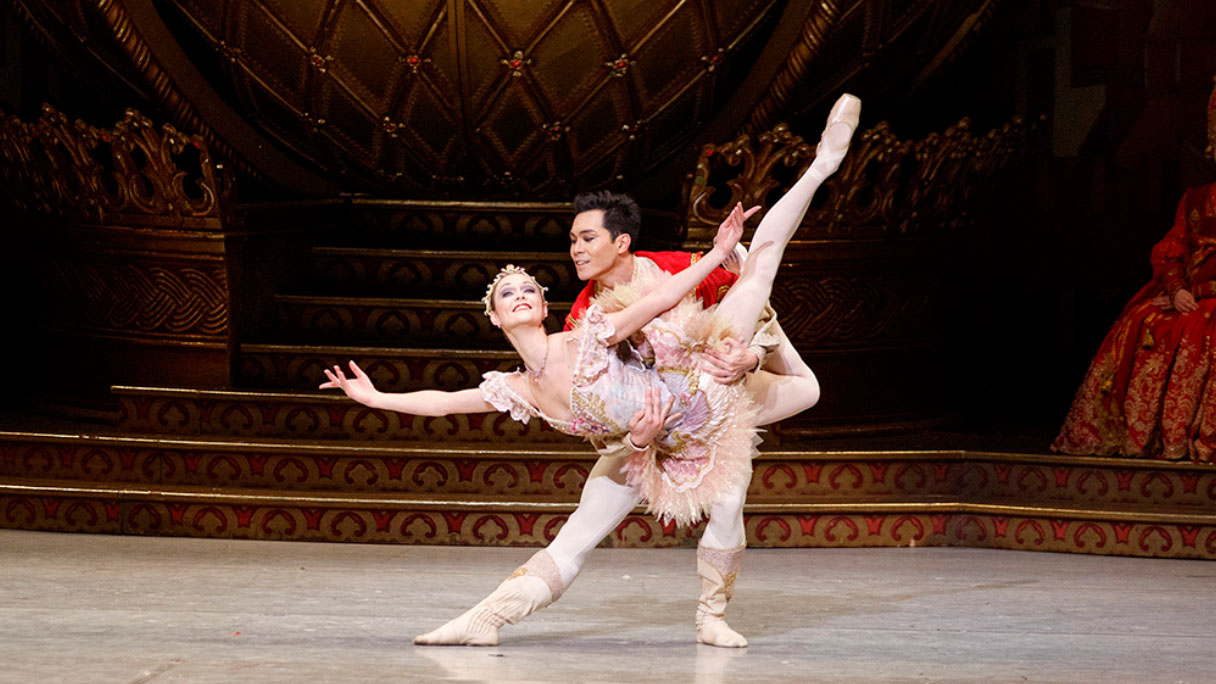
[479,371,536,424]
[572,303,616,385]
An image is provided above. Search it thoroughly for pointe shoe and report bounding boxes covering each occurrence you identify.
[809,93,861,180]
[695,545,748,648]
[414,551,565,647]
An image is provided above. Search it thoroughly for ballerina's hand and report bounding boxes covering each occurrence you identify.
[319,360,380,406]
[627,388,683,449]
[712,202,756,259]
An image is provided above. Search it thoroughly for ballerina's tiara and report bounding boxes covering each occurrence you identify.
[482,264,548,317]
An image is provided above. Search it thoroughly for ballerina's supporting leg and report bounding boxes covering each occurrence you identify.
[413,456,639,646]
[715,93,860,343]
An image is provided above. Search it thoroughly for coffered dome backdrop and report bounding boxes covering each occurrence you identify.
[8,0,1006,197]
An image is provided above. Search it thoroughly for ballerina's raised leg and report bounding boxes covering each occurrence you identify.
[716,93,860,345]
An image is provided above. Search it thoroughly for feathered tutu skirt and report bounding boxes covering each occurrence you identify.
[593,275,760,528]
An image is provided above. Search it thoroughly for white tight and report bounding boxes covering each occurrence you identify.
[719,97,858,426]
[543,450,749,589]
[750,320,821,426]
[718,95,857,348]
[700,477,748,549]
[544,456,640,586]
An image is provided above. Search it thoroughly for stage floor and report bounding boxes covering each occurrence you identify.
[2,530,1213,683]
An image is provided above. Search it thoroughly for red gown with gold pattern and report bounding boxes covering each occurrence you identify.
[1054,182,1216,461]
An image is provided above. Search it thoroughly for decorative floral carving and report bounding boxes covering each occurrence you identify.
[0,104,230,225]
[686,117,1033,240]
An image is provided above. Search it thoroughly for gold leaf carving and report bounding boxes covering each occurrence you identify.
[0,104,230,225]
[686,117,1034,241]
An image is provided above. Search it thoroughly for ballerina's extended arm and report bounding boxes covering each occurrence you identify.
[603,202,749,344]
[319,361,495,415]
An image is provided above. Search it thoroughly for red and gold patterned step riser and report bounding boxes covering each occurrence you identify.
[115,390,578,442]
[5,433,1216,508]
[2,490,1212,560]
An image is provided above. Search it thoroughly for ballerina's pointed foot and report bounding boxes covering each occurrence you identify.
[413,610,499,647]
[810,93,862,179]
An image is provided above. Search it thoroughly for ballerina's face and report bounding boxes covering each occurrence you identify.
[489,273,548,329]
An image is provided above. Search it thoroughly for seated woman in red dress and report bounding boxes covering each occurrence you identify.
[1053,89,1216,461]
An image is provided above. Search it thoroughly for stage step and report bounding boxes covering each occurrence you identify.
[235,343,526,394]
[8,421,1216,507]
[3,476,1215,557]
[112,386,575,443]
[337,200,574,250]
[308,247,582,299]
[272,294,568,345]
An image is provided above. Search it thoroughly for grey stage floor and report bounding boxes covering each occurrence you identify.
[2,530,1214,683]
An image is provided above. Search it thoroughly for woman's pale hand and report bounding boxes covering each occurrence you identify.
[319,360,381,407]
[1173,288,1199,313]
[711,203,757,259]
[1151,294,1172,310]
[627,387,682,449]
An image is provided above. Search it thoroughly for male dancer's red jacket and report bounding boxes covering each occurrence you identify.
[563,251,738,330]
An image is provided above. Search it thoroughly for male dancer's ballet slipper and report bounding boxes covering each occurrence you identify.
[808,93,862,181]
[414,550,565,646]
[696,545,748,648]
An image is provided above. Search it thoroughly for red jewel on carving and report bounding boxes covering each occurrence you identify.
[512,60,522,67]
[617,61,626,68]
[408,56,419,64]
[312,55,325,67]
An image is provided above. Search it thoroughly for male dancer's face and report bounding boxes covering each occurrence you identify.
[569,209,630,282]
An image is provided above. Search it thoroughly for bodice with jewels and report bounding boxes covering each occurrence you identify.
[480,303,736,449]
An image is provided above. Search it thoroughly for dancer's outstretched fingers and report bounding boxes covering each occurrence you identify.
[714,203,744,254]
[319,369,337,390]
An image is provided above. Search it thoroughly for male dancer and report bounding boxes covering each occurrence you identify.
[566,191,811,389]
[558,191,823,647]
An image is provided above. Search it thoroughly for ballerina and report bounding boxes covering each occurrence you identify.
[321,93,861,648]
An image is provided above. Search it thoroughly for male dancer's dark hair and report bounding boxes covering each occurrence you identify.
[571,190,641,246]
